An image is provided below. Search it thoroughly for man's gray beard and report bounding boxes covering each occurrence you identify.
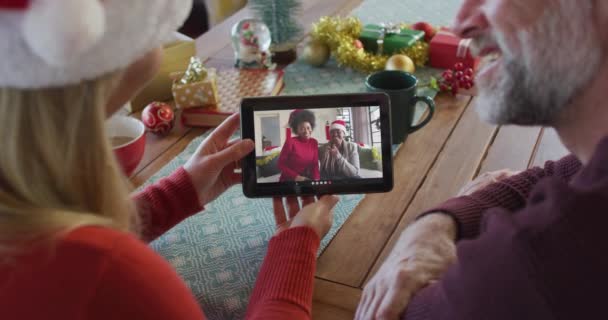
[474,59,567,126]
[474,1,602,127]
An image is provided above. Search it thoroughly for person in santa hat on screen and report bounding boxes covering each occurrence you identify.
[320,119,360,180]
[0,1,338,319]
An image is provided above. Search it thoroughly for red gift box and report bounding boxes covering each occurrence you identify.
[429,29,479,70]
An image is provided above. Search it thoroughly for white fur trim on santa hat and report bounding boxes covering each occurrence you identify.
[0,0,193,89]
[23,0,105,67]
[330,120,347,133]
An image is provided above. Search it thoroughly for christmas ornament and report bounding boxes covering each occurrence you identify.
[142,102,175,136]
[434,62,475,95]
[385,54,416,73]
[310,16,429,73]
[353,39,364,50]
[302,40,330,67]
[231,19,274,69]
[410,22,437,42]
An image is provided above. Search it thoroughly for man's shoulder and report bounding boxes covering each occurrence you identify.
[345,141,359,151]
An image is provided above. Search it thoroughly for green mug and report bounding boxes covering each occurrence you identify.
[365,70,435,143]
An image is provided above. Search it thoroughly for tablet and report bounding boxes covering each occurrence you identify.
[240,93,393,198]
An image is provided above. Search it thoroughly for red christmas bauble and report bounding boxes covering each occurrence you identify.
[142,102,175,136]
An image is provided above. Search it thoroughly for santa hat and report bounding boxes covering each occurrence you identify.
[0,0,192,89]
[330,120,347,133]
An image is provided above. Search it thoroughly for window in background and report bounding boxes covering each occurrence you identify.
[369,106,382,148]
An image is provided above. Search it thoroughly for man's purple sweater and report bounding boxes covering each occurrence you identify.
[403,138,608,319]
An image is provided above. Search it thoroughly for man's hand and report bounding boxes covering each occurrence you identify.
[329,144,340,158]
[295,175,309,182]
[183,114,254,206]
[458,169,519,196]
[272,196,339,238]
[355,214,457,320]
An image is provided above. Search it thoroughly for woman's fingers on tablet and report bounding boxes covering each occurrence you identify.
[286,197,301,219]
[273,196,318,232]
[272,197,288,226]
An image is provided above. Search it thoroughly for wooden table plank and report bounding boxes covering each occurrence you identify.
[315,94,472,287]
[530,127,569,168]
[312,303,355,320]
[130,110,192,180]
[478,125,542,174]
[313,279,362,312]
[130,128,208,187]
[365,99,496,284]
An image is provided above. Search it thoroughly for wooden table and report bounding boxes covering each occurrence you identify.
[130,1,569,318]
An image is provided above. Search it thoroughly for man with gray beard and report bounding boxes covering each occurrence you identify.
[356,0,608,319]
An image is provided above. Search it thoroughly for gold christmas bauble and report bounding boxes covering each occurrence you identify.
[385,54,416,73]
[302,40,330,67]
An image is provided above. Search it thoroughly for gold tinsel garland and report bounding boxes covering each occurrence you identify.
[310,16,429,73]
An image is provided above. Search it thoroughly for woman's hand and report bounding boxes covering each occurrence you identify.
[183,114,254,206]
[329,145,340,158]
[272,196,339,238]
[295,175,309,181]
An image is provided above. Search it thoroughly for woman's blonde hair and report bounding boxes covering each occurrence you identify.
[0,72,139,253]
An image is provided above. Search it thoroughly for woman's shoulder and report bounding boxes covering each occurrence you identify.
[58,226,183,291]
[309,137,319,145]
[7,228,203,318]
[2,227,159,307]
[61,226,166,267]
[62,225,141,253]
[283,137,295,147]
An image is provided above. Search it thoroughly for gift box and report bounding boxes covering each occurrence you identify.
[359,24,424,55]
[171,69,219,109]
[429,29,478,70]
[170,58,219,109]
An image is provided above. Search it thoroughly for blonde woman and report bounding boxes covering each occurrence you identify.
[0,1,338,319]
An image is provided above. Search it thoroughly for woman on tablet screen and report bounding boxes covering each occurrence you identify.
[278,109,321,182]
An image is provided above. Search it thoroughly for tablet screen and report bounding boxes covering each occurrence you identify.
[254,106,383,186]
[241,93,393,197]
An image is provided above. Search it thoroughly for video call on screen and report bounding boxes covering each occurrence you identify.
[254,106,383,184]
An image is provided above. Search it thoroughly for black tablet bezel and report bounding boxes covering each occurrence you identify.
[241,93,393,198]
